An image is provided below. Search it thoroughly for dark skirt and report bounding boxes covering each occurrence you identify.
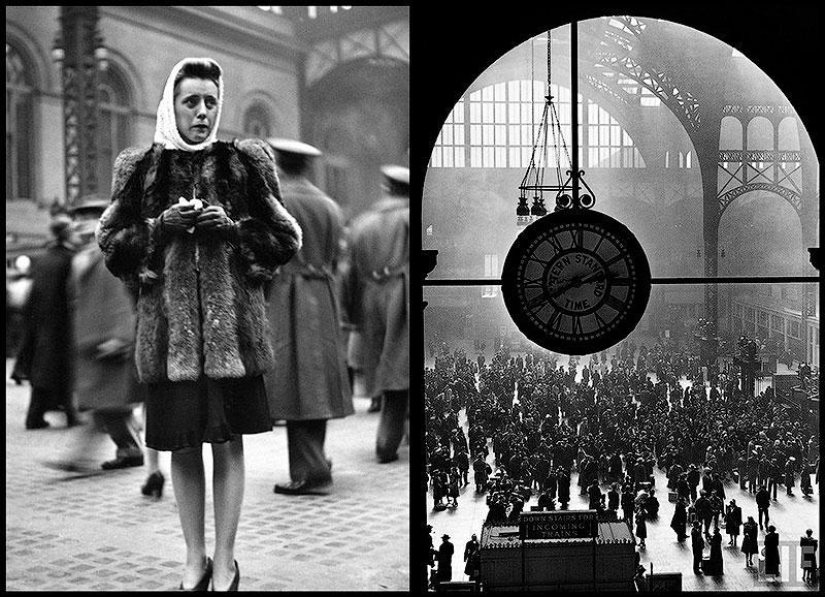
[145,375,271,451]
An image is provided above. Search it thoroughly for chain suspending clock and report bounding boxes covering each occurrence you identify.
[501,24,651,354]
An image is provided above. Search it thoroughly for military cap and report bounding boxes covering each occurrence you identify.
[266,137,322,157]
[381,164,410,196]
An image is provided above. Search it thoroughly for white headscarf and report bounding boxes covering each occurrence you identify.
[154,57,224,152]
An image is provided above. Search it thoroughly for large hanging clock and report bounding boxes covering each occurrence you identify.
[501,209,651,355]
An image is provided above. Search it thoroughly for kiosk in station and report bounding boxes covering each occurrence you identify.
[478,510,637,592]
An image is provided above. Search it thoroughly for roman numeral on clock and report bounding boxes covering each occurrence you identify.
[547,309,563,330]
[526,294,546,310]
[547,235,564,253]
[610,277,632,285]
[572,316,583,335]
[570,227,583,248]
[603,253,625,268]
[603,294,625,312]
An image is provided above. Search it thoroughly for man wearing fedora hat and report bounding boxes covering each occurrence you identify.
[264,138,353,496]
[436,534,455,585]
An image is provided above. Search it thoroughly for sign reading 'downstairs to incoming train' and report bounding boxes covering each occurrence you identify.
[519,511,599,541]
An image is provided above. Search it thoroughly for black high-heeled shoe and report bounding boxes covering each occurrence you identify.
[141,471,165,498]
[211,561,239,592]
[180,557,212,591]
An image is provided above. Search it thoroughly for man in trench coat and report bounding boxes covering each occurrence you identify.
[342,165,409,463]
[265,139,353,495]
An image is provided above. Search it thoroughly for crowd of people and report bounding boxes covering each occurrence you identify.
[425,336,819,586]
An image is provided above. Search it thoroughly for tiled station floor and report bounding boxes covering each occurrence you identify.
[426,364,820,592]
[6,360,409,592]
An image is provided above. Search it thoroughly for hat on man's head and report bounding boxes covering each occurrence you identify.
[380,164,410,197]
[266,138,321,174]
[267,138,322,158]
[442,534,451,540]
[68,195,110,217]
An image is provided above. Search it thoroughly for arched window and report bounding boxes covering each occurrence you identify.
[243,103,272,139]
[587,101,645,169]
[777,117,799,151]
[97,66,132,195]
[746,116,773,150]
[746,116,773,183]
[719,116,743,150]
[429,99,464,168]
[6,42,34,200]
[428,81,644,169]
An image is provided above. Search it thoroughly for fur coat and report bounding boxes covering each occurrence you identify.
[97,139,302,384]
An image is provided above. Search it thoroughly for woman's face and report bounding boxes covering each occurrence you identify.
[174,77,219,144]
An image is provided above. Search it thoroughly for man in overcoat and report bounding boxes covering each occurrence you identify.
[463,534,479,578]
[342,165,409,463]
[18,214,79,429]
[265,139,353,495]
[48,197,145,470]
[755,484,771,529]
[437,534,455,584]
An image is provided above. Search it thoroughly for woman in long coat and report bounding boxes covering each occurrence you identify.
[635,510,647,548]
[97,57,301,591]
[670,498,688,541]
[741,516,759,566]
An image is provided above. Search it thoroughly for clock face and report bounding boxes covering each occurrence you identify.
[501,209,651,354]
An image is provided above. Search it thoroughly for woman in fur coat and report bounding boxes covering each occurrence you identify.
[97,57,301,591]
